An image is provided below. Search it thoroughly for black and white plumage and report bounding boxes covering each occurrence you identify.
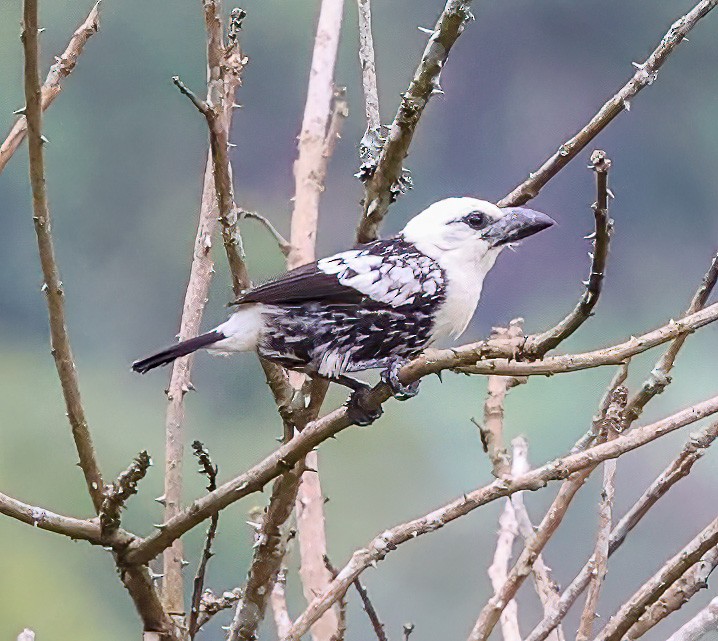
[133,198,553,422]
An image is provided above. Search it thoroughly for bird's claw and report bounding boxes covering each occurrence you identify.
[346,387,383,427]
[381,359,420,401]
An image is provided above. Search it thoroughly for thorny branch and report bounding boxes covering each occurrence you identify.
[100,451,152,536]
[281,395,718,640]
[0,1,100,174]
[623,250,718,426]
[232,3,346,639]
[121,302,718,567]
[357,0,475,242]
[524,150,612,356]
[21,0,174,635]
[525,420,718,641]
[21,0,104,514]
[188,442,220,639]
[498,0,718,207]
[164,3,249,618]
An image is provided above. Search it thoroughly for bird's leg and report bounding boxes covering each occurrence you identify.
[327,374,383,427]
[380,358,420,401]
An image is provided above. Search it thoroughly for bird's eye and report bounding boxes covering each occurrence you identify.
[465,212,488,230]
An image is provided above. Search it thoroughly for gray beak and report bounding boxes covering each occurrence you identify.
[484,207,555,247]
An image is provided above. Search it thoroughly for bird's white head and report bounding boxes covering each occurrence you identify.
[400,197,554,260]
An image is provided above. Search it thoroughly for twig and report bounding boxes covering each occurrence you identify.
[509,438,565,641]
[665,596,718,641]
[498,0,718,207]
[240,209,291,257]
[468,466,595,641]
[195,588,242,630]
[100,451,152,536]
[627,547,718,639]
[593,517,718,641]
[488,477,522,641]
[524,150,612,356]
[356,0,380,132]
[188,442,220,639]
[479,319,526,478]
[622,250,718,426]
[525,420,718,641]
[576,433,618,641]
[0,1,100,174]
[271,569,294,639]
[228,462,305,641]
[351,575,388,641]
[322,557,348,641]
[357,0,475,243]
[280,395,718,640]
[21,0,104,514]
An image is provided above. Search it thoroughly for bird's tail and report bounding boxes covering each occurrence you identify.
[132,330,224,374]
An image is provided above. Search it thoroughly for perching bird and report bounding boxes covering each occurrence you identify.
[133,197,554,424]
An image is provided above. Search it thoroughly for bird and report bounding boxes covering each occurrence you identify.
[133,197,554,425]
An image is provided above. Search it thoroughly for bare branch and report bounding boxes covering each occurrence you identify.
[509,438,565,641]
[351,575,388,641]
[468,466,595,641]
[524,150,612,356]
[0,490,102,544]
[356,0,380,132]
[594,517,718,641]
[100,451,152,536]
[576,434,618,641]
[525,420,718,641]
[665,597,718,641]
[228,463,305,641]
[404,300,718,380]
[356,0,475,243]
[623,250,718,426]
[479,319,526,478]
[0,1,100,174]
[22,0,104,515]
[627,547,718,639]
[488,483,522,641]
[195,588,242,630]
[189,441,220,639]
[281,396,718,640]
[498,0,718,207]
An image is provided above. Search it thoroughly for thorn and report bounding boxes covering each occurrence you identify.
[417,26,433,34]
[607,188,615,199]
[148,570,164,581]
[631,61,645,69]
[38,27,46,33]
[13,106,26,115]
[152,523,167,530]
[180,559,190,567]
[154,494,167,506]
[435,371,443,383]
[228,142,237,148]
[40,134,49,144]
[623,100,631,112]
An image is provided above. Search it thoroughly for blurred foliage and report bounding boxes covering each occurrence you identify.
[1,0,717,639]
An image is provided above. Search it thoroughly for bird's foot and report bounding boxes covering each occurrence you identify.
[346,386,383,427]
[381,358,420,401]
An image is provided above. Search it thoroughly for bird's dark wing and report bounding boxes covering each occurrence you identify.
[234,241,442,308]
[234,261,364,306]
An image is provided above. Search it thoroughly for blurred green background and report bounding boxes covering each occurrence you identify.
[1,0,717,639]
